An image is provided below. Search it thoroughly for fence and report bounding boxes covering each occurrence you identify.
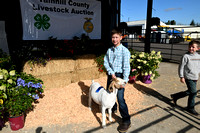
[122,26,200,63]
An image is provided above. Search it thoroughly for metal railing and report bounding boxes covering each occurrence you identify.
[122,26,200,63]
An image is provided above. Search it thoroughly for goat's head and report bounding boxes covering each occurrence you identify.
[108,78,126,93]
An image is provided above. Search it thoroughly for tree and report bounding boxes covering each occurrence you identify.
[170,20,176,25]
[166,20,171,25]
[165,20,176,25]
[190,20,195,26]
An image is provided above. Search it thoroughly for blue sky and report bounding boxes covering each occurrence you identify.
[121,0,200,25]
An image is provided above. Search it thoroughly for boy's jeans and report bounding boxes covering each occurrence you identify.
[173,79,197,109]
[106,73,131,124]
[185,79,197,109]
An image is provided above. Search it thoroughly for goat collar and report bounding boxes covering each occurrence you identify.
[95,86,104,93]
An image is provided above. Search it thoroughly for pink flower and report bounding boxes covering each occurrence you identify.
[132,69,136,72]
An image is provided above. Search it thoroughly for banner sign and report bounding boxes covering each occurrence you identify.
[20,0,101,40]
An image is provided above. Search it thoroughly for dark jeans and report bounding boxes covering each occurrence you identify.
[106,73,130,123]
[172,79,197,109]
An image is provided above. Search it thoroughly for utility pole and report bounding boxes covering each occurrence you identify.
[145,0,153,53]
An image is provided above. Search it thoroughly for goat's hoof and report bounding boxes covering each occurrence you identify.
[102,125,106,128]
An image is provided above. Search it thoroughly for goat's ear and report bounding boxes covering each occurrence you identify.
[114,83,121,89]
[109,87,113,92]
[108,86,113,92]
[113,78,119,82]
[108,82,114,92]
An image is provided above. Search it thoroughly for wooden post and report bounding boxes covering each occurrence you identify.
[145,0,153,53]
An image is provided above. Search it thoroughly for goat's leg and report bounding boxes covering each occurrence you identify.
[88,91,92,110]
[108,108,113,122]
[102,106,106,128]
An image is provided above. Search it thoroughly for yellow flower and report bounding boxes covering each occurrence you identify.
[9,70,16,76]
[0,99,3,104]
[2,69,8,75]
[7,79,13,84]
[143,60,147,64]
[131,55,135,58]
[149,71,152,75]
[148,56,152,60]
[151,50,156,55]
[137,66,141,69]
[144,72,148,76]
[156,60,160,63]
[157,51,161,55]
[150,76,154,80]
[0,85,6,91]
[3,74,8,80]
[139,53,144,58]
[0,73,3,79]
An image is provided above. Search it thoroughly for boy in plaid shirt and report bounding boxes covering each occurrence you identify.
[104,28,131,132]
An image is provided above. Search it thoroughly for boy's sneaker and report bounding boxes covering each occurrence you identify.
[170,94,177,105]
[118,122,131,132]
[186,109,199,116]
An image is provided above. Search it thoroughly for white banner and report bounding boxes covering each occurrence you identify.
[20,0,101,40]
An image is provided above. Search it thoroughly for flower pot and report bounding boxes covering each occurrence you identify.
[8,114,24,131]
[142,74,152,84]
[128,76,136,84]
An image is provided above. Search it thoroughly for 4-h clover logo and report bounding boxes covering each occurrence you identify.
[34,14,50,31]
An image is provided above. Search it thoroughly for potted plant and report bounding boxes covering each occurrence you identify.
[130,50,162,84]
[5,85,33,131]
[128,68,138,84]
[0,68,44,131]
[95,54,106,73]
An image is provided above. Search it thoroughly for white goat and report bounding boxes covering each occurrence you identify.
[88,77,126,128]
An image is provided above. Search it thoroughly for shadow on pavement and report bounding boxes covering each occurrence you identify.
[36,127,46,133]
[129,104,200,133]
[83,105,158,133]
[133,82,173,106]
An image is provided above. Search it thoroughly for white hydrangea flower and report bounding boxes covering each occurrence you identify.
[0,73,3,79]
[131,55,135,58]
[7,79,13,84]
[139,53,144,58]
[151,50,156,54]
[149,71,152,75]
[0,85,6,91]
[157,51,161,55]
[9,70,16,76]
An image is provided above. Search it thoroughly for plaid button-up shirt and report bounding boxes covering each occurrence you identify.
[104,44,130,83]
